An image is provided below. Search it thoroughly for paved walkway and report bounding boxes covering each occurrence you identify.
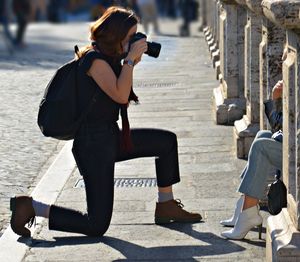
[0,22,87,235]
[2,19,267,261]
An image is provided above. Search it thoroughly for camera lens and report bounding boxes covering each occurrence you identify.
[146,42,161,58]
[130,32,162,58]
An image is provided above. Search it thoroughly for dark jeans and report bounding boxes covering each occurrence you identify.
[49,123,180,236]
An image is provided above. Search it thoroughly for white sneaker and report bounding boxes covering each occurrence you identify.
[220,195,244,227]
[221,205,263,240]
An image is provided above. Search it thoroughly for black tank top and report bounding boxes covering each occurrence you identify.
[77,49,136,151]
[77,49,122,126]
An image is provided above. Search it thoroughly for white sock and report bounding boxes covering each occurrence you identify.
[158,192,174,203]
[32,199,50,218]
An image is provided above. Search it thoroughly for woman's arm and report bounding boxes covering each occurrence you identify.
[264,80,283,131]
[88,39,147,104]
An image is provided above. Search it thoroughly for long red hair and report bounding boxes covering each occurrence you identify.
[77,6,139,58]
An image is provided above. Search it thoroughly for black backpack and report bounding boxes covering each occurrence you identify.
[37,46,97,140]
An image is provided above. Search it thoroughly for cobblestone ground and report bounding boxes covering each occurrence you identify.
[0,22,92,236]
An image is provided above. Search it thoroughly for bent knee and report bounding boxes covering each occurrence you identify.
[86,214,111,237]
[251,138,275,154]
[86,222,110,237]
[165,130,177,146]
[255,130,272,140]
[163,131,178,154]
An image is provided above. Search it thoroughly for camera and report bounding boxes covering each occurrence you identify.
[129,32,161,58]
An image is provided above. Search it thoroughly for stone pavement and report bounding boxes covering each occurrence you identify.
[0,21,102,236]
[0,23,80,236]
[3,19,268,261]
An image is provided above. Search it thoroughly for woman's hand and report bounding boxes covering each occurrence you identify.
[134,55,142,66]
[272,80,283,100]
[125,38,148,64]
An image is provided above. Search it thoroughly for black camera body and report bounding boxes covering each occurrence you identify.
[129,32,161,58]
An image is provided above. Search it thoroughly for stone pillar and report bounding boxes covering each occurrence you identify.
[213,0,221,45]
[213,0,247,125]
[209,0,215,31]
[204,0,216,46]
[205,0,222,80]
[214,0,222,79]
[203,0,213,35]
[205,0,217,42]
[262,0,300,261]
[259,19,285,130]
[209,0,221,59]
[199,0,208,31]
[233,1,262,159]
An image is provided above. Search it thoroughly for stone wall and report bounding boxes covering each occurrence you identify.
[201,0,300,260]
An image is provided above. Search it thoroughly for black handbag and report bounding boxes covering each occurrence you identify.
[267,170,287,215]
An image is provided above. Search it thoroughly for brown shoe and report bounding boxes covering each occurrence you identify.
[10,196,35,237]
[155,199,202,224]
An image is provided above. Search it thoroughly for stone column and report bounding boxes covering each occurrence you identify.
[204,0,217,48]
[262,0,300,261]
[212,0,247,125]
[205,0,222,80]
[199,0,208,31]
[209,0,221,60]
[203,0,213,36]
[233,1,262,159]
[259,19,285,130]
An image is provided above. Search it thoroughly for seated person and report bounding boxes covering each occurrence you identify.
[220,79,283,240]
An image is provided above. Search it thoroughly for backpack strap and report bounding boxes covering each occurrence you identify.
[74,45,80,57]
[275,170,281,180]
[73,45,99,129]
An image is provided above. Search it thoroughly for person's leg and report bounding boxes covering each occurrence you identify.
[238,137,282,207]
[0,18,14,53]
[243,195,259,210]
[15,13,27,45]
[148,2,159,33]
[2,18,13,42]
[116,128,202,224]
[139,4,149,33]
[236,130,273,202]
[10,125,119,238]
[254,130,273,139]
[116,128,180,187]
[48,128,118,236]
[220,130,274,227]
[240,130,272,180]
[222,137,282,239]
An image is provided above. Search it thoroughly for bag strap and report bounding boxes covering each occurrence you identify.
[74,45,79,57]
[275,169,281,180]
[73,45,99,129]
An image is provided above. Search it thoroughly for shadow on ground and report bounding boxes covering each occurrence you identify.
[17,223,257,260]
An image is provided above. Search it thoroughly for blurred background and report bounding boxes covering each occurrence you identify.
[0,0,205,52]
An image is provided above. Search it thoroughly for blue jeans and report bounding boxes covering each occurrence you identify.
[238,130,282,199]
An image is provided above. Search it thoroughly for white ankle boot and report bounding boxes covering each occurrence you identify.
[221,205,263,240]
[220,195,244,227]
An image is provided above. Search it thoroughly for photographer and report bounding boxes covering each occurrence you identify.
[10,6,201,238]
